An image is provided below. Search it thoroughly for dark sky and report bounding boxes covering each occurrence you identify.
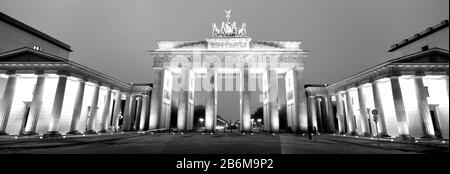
[0,0,448,121]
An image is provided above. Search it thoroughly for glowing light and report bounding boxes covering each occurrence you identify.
[343,135,346,137]
[333,133,336,136]
[172,132,175,135]
[251,133,254,135]
[98,133,101,135]
[121,132,124,134]
[151,132,154,135]
[415,140,419,143]
[371,137,374,140]
[356,136,359,138]
[143,132,145,134]
[82,134,86,137]
[202,132,205,135]
[390,139,394,142]
[210,132,213,135]
[272,133,275,136]
[39,137,43,139]
[318,133,320,135]
[442,141,446,144]
[181,132,184,134]
[62,136,66,138]
[14,136,18,139]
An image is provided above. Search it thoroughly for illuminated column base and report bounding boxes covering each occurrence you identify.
[414,75,436,139]
[0,72,18,135]
[85,83,100,134]
[372,81,389,137]
[133,97,143,131]
[325,95,336,133]
[357,86,372,137]
[23,73,46,136]
[240,67,251,132]
[389,76,412,139]
[307,96,317,133]
[111,91,122,131]
[268,69,279,133]
[294,68,307,133]
[121,94,132,131]
[335,92,346,134]
[344,89,358,135]
[177,68,191,131]
[149,69,164,130]
[44,74,68,138]
[99,88,112,133]
[67,79,85,135]
[139,95,150,131]
[205,69,216,132]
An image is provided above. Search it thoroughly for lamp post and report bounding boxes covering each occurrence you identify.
[199,118,204,133]
[257,118,262,133]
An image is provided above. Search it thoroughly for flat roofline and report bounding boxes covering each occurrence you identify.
[0,12,72,52]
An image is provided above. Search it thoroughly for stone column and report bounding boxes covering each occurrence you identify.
[111,91,122,131]
[357,86,371,136]
[325,94,336,133]
[389,76,411,138]
[139,94,150,131]
[23,71,46,135]
[344,89,357,135]
[445,75,449,97]
[240,66,251,132]
[85,83,100,134]
[205,68,216,132]
[308,96,317,133]
[67,78,86,135]
[0,71,18,135]
[371,81,388,137]
[99,87,112,133]
[133,97,142,131]
[128,95,137,131]
[44,72,68,137]
[294,67,308,133]
[121,94,132,131]
[268,69,279,133]
[149,69,164,130]
[335,92,346,134]
[316,97,323,131]
[177,68,190,131]
[414,73,435,138]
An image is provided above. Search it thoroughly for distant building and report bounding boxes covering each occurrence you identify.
[306,19,449,139]
[0,12,151,137]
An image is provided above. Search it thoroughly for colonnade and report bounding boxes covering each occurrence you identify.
[0,70,152,136]
[311,71,449,139]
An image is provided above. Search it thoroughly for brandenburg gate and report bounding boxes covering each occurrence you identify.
[149,10,309,133]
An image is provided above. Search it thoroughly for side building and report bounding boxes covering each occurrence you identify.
[0,12,152,137]
[306,19,449,139]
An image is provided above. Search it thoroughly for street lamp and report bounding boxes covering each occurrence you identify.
[257,119,262,133]
[199,118,204,133]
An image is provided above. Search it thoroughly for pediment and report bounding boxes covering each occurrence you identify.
[0,48,66,63]
[393,49,449,64]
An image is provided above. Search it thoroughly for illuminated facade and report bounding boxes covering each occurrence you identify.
[0,12,152,137]
[150,10,309,133]
[306,20,449,139]
[1,10,448,140]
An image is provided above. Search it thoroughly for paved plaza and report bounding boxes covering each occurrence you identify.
[0,131,448,154]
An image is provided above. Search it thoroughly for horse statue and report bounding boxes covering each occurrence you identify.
[238,23,247,36]
[212,23,220,37]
